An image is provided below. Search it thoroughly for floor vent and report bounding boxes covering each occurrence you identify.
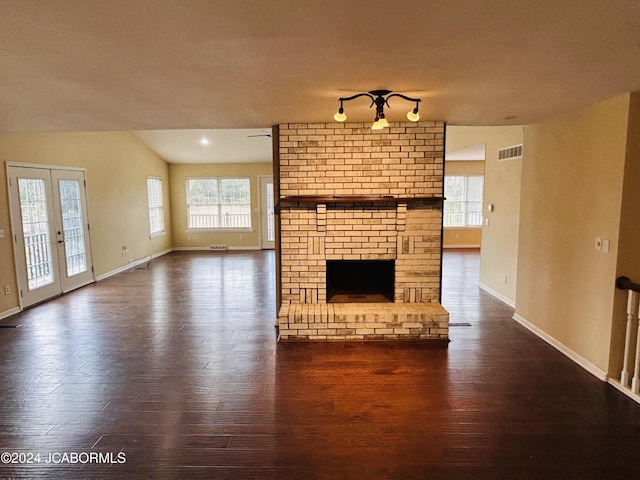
[498,144,523,161]
[209,244,228,251]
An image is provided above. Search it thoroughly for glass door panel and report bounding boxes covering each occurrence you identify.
[8,166,62,307]
[52,169,94,293]
[59,179,87,276]
[260,176,275,249]
[18,178,55,290]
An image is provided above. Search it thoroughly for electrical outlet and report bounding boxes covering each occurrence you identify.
[4,285,10,295]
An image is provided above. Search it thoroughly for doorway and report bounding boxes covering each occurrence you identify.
[7,165,94,308]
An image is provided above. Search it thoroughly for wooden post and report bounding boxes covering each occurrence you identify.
[632,299,640,394]
[621,290,639,386]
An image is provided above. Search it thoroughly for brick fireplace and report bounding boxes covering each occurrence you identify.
[273,121,449,341]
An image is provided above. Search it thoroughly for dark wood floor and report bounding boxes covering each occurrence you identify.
[0,249,638,479]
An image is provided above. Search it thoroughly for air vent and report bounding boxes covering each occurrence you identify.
[498,144,523,161]
[209,244,227,251]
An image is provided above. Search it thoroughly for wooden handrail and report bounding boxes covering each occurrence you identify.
[616,276,640,293]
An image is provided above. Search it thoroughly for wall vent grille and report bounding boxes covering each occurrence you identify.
[498,144,523,161]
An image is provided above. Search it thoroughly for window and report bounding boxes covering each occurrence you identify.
[187,178,251,230]
[443,175,484,227]
[147,177,165,237]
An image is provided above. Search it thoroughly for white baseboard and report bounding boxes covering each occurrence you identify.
[608,379,640,405]
[151,249,173,258]
[478,282,516,308]
[96,247,260,281]
[512,313,608,381]
[95,249,172,281]
[0,307,21,321]
[172,246,261,251]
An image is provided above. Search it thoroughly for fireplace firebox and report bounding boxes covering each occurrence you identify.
[326,260,394,303]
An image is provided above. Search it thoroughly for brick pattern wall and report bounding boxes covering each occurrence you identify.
[276,121,448,341]
[279,123,444,197]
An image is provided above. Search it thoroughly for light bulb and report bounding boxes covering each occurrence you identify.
[371,118,388,130]
[407,109,420,122]
[334,109,347,122]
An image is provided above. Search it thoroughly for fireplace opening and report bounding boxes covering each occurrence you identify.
[326,260,394,303]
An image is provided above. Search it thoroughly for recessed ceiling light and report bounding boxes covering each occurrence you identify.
[199,137,209,145]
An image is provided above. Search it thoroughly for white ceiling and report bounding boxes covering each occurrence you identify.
[133,129,272,163]
[445,144,486,161]
[1,1,639,162]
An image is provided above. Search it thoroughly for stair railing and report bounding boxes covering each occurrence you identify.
[615,276,640,394]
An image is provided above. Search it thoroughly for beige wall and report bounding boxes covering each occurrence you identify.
[0,131,171,316]
[443,228,481,248]
[516,94,631,374]
[443,160,485,248]
[169,162,272,249]
[446,126,524,302]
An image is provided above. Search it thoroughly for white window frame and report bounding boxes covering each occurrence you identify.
[443,175,484,228]
[186,177,253,232]
[147,176,165,238]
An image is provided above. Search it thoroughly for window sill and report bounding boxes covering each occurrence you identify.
[149,231,166,239]
[444,226,483,230]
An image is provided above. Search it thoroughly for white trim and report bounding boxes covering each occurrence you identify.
[478,282,516,308]
[6,164,23,311]
[512,313,608,381]
[5,161,86,173]
[608,379,640,405]
[172,246,261,252]
[95,249,172,281]
[443,244,481,249]
[0,307,21,321]
[258,174,275,250]
[95,263,137,282]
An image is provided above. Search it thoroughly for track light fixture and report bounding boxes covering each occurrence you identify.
[333,90,421,129]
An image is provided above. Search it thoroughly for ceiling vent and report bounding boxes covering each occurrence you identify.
[498,144,523,161]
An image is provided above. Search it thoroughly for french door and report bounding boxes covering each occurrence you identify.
[259,175,275,249]
[8,165,94,308]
